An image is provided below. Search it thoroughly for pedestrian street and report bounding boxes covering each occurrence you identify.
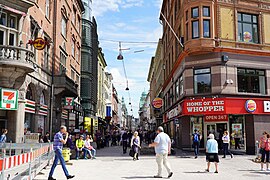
[35,145,269,180]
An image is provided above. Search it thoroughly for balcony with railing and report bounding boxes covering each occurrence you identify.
[0,45,35,88]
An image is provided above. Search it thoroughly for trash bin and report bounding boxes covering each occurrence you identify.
[62,148,71,162]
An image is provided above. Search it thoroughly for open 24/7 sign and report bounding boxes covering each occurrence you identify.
[0,88,18,110]
[64,97,74,110]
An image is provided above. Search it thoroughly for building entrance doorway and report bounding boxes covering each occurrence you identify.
[204,122,228,150]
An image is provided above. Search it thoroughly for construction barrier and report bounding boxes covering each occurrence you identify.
[0,143,54,180]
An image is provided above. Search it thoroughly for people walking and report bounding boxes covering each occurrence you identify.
[222,131,233,158]
[205,134,219,173]
[0,129,8,143]
[48,126,74,180]
[84,135,97,159]
[122,130,128,154]
[259,131,270,171]
[192,129,201,159]
[149,127,173,179]
[75,135,87,160]
[131,131,141,161]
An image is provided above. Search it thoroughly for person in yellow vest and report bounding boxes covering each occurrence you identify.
[75,135,87,160]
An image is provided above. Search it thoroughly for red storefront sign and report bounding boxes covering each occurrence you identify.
[183,98,226,115]
[205,115,228,122]
[182,98,270,115]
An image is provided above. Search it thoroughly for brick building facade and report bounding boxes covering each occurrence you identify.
[159,0,270,154]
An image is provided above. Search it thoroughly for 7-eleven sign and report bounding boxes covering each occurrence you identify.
[0,88,18,110]
[64,97,74,110]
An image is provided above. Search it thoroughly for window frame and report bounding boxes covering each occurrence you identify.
[237,68,266,94]
[203,19,210,38]
[191,7,199,18]
[194,68,211,94]
[45,0,50,18]
[61,16,67,38]
[192,20,199,39]
[237,12,259,44]
[203,6,210,17]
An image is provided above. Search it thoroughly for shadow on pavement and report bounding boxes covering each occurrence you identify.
[121,176,157,179]
[183,171,208,174]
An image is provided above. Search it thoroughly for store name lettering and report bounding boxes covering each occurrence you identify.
[186,100,225,113]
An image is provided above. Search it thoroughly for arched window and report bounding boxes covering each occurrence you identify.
[40,91,45,105]
[26,86,34,100]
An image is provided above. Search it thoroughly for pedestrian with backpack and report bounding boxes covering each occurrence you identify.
[192,129,201,159]
[259,131,270,171]
[0,129,8,143]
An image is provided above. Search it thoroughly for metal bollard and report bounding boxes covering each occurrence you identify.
[255,141,259,156]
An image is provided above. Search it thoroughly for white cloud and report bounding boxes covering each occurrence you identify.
[92,0,144,17]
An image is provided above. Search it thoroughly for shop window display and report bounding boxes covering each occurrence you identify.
[229,115,246,150]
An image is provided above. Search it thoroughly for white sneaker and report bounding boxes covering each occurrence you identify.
[261,168,264,171]
[266,168,270,171]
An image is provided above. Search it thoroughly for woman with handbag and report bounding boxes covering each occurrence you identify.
[206,134,219,173]
[131,131,141,161]
[259,131,269,171]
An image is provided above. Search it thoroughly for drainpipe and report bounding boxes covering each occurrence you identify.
[49,0,57,140]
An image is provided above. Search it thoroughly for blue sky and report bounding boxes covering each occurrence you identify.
[93,0,162,117]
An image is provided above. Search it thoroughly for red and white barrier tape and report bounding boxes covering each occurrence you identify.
[0,144,53,171]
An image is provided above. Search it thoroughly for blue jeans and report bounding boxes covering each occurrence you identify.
[49,149,69,177]
[193,142,200,156]
[85,148,96,157]
[76,148,88,159]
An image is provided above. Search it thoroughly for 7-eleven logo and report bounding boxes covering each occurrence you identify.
[1,89,18,110]
[65,97,74,106]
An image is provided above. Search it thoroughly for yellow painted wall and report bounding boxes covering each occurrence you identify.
[220,7,234,40]
[263,14,270,44]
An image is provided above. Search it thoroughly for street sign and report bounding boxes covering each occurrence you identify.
[0,88,18,110]
[64,97,74,109]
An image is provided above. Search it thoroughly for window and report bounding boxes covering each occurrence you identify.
[61,16,67,38]
[194,68,211,94]
[60,51,67,74]
[192,20,199,39]
[203,7,210,17]
[9,15,16,29]
[71,69,75,80]
[71,40,75,57]
[203,20,210,38]
[77,17,80,32]
[45,0,50,18]
[186,10,188,21]
[76,74,80,84]
[238,13,259,43]
[0,13,7,26]
[0,30,4,45]
[44,37,50,70]
[8,33,15,46]
[186,23,189,40]
[179,76,184,95]
[237,68,266,94]
[175,79,179,100]
[192,7,199,18]
[72,7,76,26]
[76,47,79,61]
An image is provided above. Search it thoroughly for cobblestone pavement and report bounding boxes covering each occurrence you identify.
[34,145,270,180]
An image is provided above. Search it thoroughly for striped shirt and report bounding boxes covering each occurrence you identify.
[53,132,64,151]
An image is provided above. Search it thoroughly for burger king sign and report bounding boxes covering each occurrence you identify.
[152,98,163,109]
[245,100,257,113]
